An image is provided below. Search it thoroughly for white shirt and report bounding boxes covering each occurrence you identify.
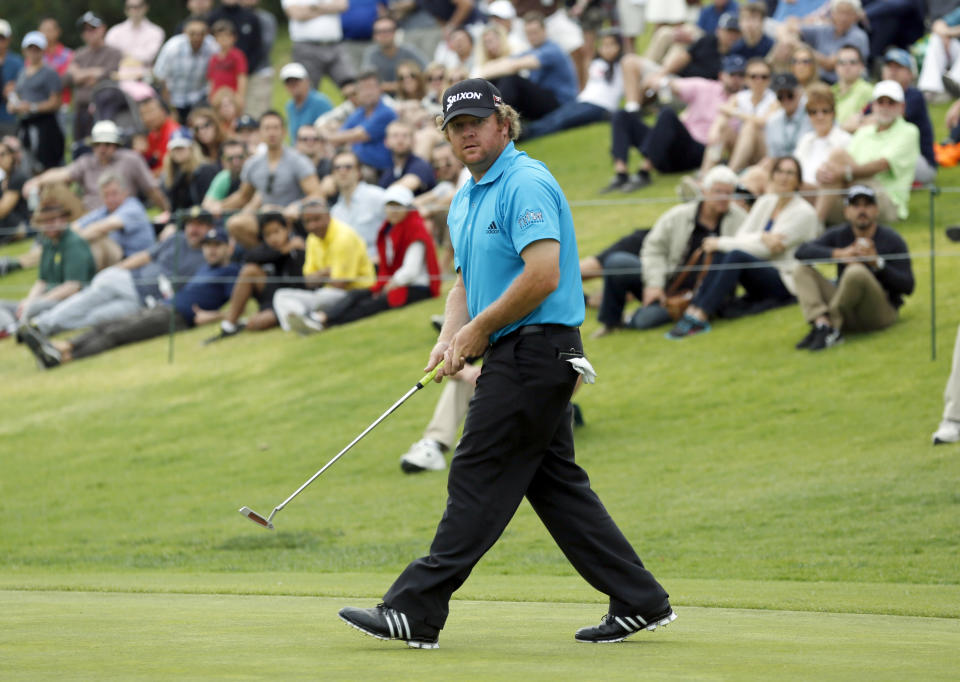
[578,59,624,112]
[795,126,852,185]
[282,0,343,43]
[734,88,778,119]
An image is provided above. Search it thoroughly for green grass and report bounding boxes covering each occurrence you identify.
[2,102,960,677]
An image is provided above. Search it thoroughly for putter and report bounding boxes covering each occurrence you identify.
[239,361,445,530]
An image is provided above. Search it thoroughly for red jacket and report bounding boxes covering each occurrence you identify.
[372,209,441,307]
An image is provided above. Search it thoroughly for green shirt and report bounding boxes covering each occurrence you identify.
[38,229,96,290]
[847,117,919,220]
[204,169,234,201]
[833,79,874,128]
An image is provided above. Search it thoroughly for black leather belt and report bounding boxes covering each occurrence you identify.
[516,324,576,336]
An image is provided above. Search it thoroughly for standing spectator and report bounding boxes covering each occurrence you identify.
[239,0,277,120]
[175,0,215,34]
[207,19,248,103]
[206,0,263,79]
[341,0,385,72]
[105,0,165,68]
[11,32,63,170]
[283,0,356,91]
[329,150,387,261]
[39,18,72,109]
[281,62,332,141]
[152,17,218,123]
[833,44,874,131]
[137,94,180,174]
[0,19,24,137]
[362,16,427,95]
[63,12,123,143]
[379,120,436,194]
[793,185,914,351]
[321,71,397,172]
[0,138,30,241]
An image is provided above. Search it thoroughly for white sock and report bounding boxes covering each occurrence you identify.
[221,320,237,334]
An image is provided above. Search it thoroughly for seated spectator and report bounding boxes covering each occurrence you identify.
[642,0,739,66]
[0,201,95,338]
[188,107,226,164]
[319,71,397,172]
[287,185,440,333]
[71,172,156,270]
[294,124,333,179]
[636,12,741,90]
[701,56,777,174]
[379,120,436,195]
[362,16,427,95]
[20,225,240,368]
[105,0,165,68]
[152,17,218,122]
[833,44,874,131]
[11,32,64,170]
[222,110,324,248]
[484,0,527,55]
[273,199,375,333]
[602,56,746,193]
[211,86,243,134]
[329,150,387,262]
[433,28,474,72]
[24,207,212,337]
[877,48,937,186]
[202,138,249,214]
[778,0,869,84]
[161,129,209,217]
[814,80,919,223]
[283,0,356,91]
[414,141,467,269]
[591,166,746,338]
[730,2,774,60]
[472,24,514,79]
[792,184,913,351]
[207,19,248,103]
[476,12,579,122]
[520,29,624,142]
[0,138,30,241]
[421,62,449,116]
[791,44,824,92]
[234,112,260,149]
[395,60,428,104]
[918,6,960,100]
[281,62,332,142]
[666,156,819,339]
[794,83,852,188]
[314,78,358,135]
[137,94,180,174]
[206,210,305,341]
[63,12,123,143]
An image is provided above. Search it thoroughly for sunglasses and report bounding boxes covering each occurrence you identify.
[398,73,418,80]
[807,107,833,115]
[836,58,860,66]
[792,58,814,65]
[747,73,770,80]
[777,91,796,101]
[225,154,245,161]
[334,163,357,171]
[428,74,446,82]
[298,136,320,142]
[193,120,215,130]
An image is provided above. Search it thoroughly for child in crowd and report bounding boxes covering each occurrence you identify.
[207,19,248,104]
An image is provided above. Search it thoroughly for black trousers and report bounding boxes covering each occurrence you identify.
[610,108,704,173]
[490,75,561,121]
[18,113,64,170]
[383,326,669,630]
[325,286,432,326]
[71,306,189,359]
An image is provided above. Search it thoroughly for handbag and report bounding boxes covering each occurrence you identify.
[663,247,714,321]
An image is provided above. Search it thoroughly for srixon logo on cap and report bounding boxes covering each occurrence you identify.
[447,91,482,107]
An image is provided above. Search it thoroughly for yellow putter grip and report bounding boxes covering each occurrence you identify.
[417,359,445,388]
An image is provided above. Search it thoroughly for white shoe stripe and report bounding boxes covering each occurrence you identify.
[624,616,639,629]
[400,612,411,640]
[614,616,633,632]
[635,614,648,626]
[385,612,395,638]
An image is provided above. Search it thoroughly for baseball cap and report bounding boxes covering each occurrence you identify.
[440,78,503,130]
[21,31,47,50]
[487,0,517,20]
[883,47,916,75]
[236,114,258,130]
[845,185,877,205]
[90,120,122,145]
[280,62,309,82]
[78,11,104,29]
[722,55,746,75]
[166,127,194,150]
[201,226,229,244]
[717,13,740,31]
[771,72,799,92]
[183,206,215,225]
[383,184,415,207]
[872,79,904,103]
[0,20,11,38]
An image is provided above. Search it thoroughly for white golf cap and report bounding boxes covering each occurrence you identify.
[488,0,516,19]
[0,19,11,38]
[90,120,123,145]
[280,62,309,81]
[872,79,904,103]
[22,31,47,50]
[383,184,415,207]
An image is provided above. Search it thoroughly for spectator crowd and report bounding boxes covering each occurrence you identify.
[1,0,958,451]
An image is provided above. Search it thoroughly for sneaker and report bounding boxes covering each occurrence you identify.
[0,256,22,277]
[795,324,822,350]
[400,439,447,473]
[599,175,629,194]
[339,604,440,649]
[620,170,652,193]
[202,321,245,345]
[286,312,324,336]
[946,226,960,243]
[932,419,960,445]
[665,314,711,340]
[808,325,843,351]
[575,606,677,643]
[19,323,61,369]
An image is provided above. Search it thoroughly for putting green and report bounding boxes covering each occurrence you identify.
[2,589,957,680]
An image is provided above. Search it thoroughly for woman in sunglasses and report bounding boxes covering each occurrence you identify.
[793,84,851,193]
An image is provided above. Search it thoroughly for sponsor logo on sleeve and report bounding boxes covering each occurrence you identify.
[517,208,544,231]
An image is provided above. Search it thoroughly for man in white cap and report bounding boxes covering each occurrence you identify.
[63,12,123,141]
[0,18,25,136]
[281,0,355,91]
[281,62,332,141]
[814,79,919,224]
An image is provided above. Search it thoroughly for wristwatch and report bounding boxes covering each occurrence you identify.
[874,256,886,270]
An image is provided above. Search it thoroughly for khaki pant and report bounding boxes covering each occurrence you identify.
[422,377,474,450]
[245,69,275,120]
[793,263,898,332]
[944,324,960,422]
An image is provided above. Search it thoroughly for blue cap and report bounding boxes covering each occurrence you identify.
[717,13,739,31]
[201,226,229,244]
[883,47,916,74]
[722,54,746,74]
[166,126,194,151]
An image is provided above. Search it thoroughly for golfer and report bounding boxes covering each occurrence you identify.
[339,79,674,648]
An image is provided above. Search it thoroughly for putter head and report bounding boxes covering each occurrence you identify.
[239,506,274,530]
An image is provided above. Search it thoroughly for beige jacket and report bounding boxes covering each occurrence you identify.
[713,193,819,294]
[641,201,748,289]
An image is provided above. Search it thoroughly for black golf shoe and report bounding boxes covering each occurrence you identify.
[339,604,440,649]
[19,323,61,369]
[575,606,677,643]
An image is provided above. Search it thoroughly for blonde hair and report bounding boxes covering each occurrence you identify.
[435,103,522,141]
[161,142,204,187]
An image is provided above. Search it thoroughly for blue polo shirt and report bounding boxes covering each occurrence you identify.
[0,52,24,125]
[525,41,579,105]
[343,97,397,170]
[448,141,584,342]
[286,90,333,141]
[74,196,156,258]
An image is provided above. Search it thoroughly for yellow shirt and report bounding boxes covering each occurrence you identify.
[304,217,376,290]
